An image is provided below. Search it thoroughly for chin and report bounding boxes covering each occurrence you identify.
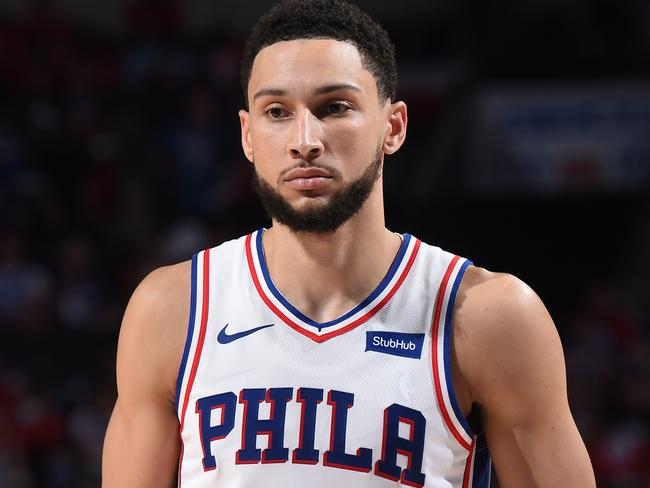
[288,191,332,206]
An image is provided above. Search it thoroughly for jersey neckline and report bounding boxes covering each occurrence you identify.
[245,228,421,342]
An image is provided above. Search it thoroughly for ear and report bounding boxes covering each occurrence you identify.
[382,101,407,155]
[239,109,254,163]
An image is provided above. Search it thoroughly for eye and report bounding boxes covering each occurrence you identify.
[325,101,352,116]
[265,106,291,120]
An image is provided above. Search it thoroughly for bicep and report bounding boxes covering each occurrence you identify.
[103,398,180,487]
[101,264,190,487]
[457,272,595,487]
[486,414,592,487]
[484,375,593,487]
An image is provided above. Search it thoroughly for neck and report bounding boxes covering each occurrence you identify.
[261,190,402,323]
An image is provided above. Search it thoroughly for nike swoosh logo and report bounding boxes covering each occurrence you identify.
[217,323,274,344]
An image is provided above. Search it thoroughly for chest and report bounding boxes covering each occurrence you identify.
[174,234,474,487]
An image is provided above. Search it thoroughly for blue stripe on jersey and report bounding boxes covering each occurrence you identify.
[175,254,198,412]
[442,258,474,438]
[472,433,492,488]
[255,229,412,330]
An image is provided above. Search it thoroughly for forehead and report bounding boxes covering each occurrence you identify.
[248,39,378,101]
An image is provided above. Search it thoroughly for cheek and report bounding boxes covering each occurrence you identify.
[249,127,287,180]
[251,125,280,153]
[326,116,378,159]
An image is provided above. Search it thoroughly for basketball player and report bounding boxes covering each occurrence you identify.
[102,1,596,486]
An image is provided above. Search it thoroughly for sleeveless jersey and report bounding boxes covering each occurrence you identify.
[175,230,491,487]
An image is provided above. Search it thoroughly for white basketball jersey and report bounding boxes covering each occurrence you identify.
[175,230,491,487]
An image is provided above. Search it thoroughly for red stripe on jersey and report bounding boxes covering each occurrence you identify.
[178,249,212,485]
[430,255,472,451]
[179,249,212,432]
[462,435,477,488]
[177,436,184,488]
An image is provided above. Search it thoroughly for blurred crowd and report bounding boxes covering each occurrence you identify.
[0,1,648,486]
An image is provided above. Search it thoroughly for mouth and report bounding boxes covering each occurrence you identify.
[283,166,334,191]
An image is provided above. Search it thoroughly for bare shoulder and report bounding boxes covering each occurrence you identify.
[117,260,192,405]
[453,265,563,409]
[451,267,595,486]
[128,260,192,312]
[103,261,192,486]
[455,265,551,332]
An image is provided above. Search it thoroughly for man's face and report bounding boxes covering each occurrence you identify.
[239,39,398,233]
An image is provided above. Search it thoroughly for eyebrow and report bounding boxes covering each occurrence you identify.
[252,83,362,101]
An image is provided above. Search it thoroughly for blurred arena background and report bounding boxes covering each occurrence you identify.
[0,0,649,486]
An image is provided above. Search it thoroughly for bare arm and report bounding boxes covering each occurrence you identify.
[454,269,595,487]
[102,262,191,487]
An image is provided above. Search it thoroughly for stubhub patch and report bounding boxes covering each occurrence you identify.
[365,331,425,359]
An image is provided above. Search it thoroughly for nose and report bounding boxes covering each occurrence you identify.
[287,109,324,161]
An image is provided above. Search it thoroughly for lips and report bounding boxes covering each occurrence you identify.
[283,167,332,181]
[283,166,333,191]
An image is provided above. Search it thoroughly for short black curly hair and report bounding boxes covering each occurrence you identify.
[241,0,397,108]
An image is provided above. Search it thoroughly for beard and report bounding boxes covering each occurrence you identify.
[253,149,382,234]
